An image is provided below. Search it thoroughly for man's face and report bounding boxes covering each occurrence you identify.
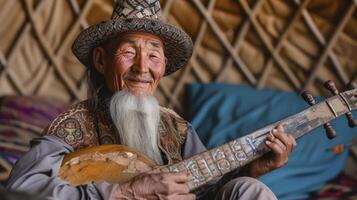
[95,32,166,96]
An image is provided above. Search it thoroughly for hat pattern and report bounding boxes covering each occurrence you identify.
[112,0,161,19]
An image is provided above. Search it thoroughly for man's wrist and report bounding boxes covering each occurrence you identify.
[240,162,262,178]
[111,182,134,200]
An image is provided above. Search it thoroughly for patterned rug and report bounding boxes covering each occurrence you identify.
[309,172,357,200]
[0,96,68,184]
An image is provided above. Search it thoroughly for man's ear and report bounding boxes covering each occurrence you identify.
[92,47,106,75]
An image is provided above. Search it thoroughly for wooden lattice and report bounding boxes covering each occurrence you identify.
[0,0,356,115]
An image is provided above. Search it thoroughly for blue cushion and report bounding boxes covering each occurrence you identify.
[186,83,357,200]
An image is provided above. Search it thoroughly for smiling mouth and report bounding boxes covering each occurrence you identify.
[126,77,152,84]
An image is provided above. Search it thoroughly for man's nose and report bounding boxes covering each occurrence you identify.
[132,51,148,73]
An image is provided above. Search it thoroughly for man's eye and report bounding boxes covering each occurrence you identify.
[124,51,135,54]
[149,53,160,59]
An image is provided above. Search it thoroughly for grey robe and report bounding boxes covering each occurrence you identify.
[6,125,206,199]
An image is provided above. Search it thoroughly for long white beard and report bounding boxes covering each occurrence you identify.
[109,91,163,165]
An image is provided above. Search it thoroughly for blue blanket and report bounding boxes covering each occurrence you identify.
[186,83,357,200]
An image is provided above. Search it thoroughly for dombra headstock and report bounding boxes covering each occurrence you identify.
[302,80,357,139]
[59,80,357,190]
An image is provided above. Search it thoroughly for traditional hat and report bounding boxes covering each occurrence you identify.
[72,0,193,76]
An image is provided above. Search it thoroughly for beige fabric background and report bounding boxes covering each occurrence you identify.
[0,0,356,114]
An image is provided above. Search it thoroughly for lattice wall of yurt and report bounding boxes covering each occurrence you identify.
[0,0,356,114]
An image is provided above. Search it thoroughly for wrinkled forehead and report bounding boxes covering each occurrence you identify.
[102,32,165,53]
[121,32,163,46]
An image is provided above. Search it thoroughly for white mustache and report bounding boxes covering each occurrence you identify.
[124,72,154,82]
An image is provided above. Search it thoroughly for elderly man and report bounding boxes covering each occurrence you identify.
[6,0,296,199]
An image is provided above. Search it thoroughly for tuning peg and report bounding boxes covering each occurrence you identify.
[324,80,339,95]
[345,112,357,127]
[301,91,316,105]
[301,91,336,139]
[324,80,357,128]
[323,123,337,139]
[346,81,357,90]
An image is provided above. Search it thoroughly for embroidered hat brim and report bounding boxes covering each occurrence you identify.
[72,17,193,76]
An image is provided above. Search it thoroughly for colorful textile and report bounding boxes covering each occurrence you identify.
[309,173,357,200]
[0,96,69,182]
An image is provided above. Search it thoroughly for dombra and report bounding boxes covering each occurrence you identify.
[59,81,357,191]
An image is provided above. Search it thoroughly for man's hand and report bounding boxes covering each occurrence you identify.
[243,125,297,178]
[113,172,195,200]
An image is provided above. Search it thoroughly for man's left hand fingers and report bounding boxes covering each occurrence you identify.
[276,125,284,132]
[272,128,296,154]
[288,134,297,152]
[266,139,285,155]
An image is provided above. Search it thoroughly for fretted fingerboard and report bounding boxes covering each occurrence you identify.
[152,89,357,191]
[154,135,270,191]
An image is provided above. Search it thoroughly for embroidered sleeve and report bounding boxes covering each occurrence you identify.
[44,101,99,150]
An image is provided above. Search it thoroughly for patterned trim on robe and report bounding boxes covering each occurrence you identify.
[158,107,188,164]
[44,100,188,164]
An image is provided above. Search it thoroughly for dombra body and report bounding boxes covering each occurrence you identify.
[59,145,156,186]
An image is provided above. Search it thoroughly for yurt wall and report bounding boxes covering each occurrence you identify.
[0,0,356,114]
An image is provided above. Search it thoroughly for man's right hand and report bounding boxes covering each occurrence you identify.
[112,172,195,200]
